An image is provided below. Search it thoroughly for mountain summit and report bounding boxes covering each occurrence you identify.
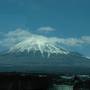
[9,34,69,57]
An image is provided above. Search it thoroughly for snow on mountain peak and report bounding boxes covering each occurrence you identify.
[9,34,69,57]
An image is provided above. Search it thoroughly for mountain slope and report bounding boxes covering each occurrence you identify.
[0,34,90,74]
[0,51,90,74]
[9,35,69,57]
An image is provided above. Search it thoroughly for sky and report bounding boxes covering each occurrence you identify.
[0,0,90,57]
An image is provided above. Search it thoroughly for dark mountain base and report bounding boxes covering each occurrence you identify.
[0,72,90,90]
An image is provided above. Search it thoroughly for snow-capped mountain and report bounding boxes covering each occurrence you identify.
[9,34,69,57]
[0,34,90,74]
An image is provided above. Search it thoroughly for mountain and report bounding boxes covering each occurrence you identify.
[0,35,90,74]
[0,51,90,74]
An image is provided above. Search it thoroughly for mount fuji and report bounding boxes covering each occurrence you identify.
[0,34,90,74]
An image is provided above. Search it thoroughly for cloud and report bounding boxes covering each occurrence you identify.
[81,36,90,44]
[0,28,90,50]
[37,26,55,32]
[0,28,32,48]
[86,56,90,59]
[57,38,84,46]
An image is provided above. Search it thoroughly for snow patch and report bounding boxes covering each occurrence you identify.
[9,34,69,57]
